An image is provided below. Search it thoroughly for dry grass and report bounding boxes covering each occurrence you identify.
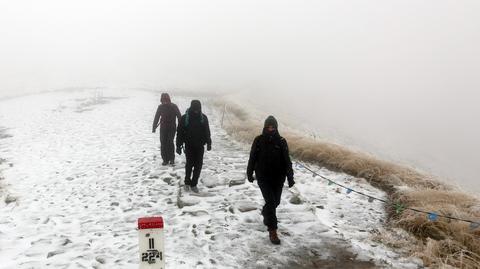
[211,97,480,269]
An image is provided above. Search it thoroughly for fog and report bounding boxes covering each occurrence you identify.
[1,1,479,191]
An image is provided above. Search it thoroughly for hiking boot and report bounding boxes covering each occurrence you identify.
[269,230,281,245]
[191,186,199,193]
[184,178,192,186]
[161,161,169,166]
[169,160,175,165]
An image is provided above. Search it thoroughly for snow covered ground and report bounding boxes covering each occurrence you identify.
[0,89,423,268]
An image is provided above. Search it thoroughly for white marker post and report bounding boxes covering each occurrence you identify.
[138,217,165,268]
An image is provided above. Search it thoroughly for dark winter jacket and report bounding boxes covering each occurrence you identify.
[247,116,294,184]
[152,93,182,131]
[176,100,212,148]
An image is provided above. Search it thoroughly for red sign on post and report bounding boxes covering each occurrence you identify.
[138,217,164,229]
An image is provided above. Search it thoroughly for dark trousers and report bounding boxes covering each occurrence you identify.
[185,145,205,187]
[160,127,176,163]
[258,180,284,231]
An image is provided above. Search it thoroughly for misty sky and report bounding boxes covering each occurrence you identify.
[1,1,479,191]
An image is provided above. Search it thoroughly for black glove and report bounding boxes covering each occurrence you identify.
[207,144,212,151]
[288,178,295,188]
[247,174,255,183]
[152,128,156,133]
[176,146,182,155]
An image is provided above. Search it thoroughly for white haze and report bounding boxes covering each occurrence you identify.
[1,0,479,192]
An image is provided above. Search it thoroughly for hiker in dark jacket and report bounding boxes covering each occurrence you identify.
[176,100,212,193]
[247,116,294,245]
[152,93,182,165]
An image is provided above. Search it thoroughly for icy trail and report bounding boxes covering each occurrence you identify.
[0,89,422,268]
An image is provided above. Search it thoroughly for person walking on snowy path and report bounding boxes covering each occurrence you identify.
[152,93,182,166]
[247,116,295,245]
[176,100,212,193]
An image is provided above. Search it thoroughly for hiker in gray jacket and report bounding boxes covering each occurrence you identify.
[153,93,182,165]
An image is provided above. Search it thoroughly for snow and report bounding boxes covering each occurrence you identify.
[0,89,423,268]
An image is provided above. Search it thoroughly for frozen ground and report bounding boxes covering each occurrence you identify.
[0,89,423,268]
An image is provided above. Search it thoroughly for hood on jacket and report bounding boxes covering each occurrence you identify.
[161,93,171,104]
[190,100,202,114]
[263,115,279,136]
[264,116,278,129]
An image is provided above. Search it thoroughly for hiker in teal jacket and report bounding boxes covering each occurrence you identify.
[176,100,212,192]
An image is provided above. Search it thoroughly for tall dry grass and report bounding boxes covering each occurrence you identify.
[211,98,480,268]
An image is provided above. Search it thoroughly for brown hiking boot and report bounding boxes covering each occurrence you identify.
[269,230,281,245]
